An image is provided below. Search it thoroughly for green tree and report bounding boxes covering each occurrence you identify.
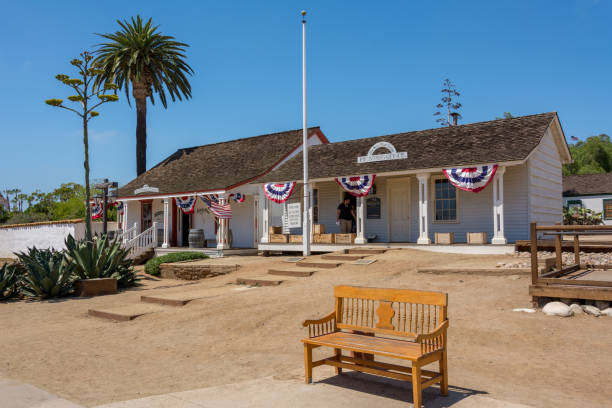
[434,78,462,126]
[496,112,514,119]
[45,51,119,240]
[563,134,612,175]
[94,16,194,176]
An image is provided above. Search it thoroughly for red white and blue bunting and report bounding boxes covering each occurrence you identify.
[230,193,245,203]
[442,164,498,193]
[174,196,197,214]
[263,182,296,203]
[335,174,376,197]
[91,201,103,219]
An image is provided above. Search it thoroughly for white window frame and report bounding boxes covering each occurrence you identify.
[431,175,459,224]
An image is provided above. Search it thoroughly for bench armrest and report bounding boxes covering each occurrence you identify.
[302,311,336,337]
[415,320,448,353]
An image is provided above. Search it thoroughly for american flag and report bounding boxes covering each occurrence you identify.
[571,136,579,141]
[200,195,232,219]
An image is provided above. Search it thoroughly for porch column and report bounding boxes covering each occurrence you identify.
[162,198,169,248]
[217,194,229,250]
[355,196,366,244]
[308,184,314,244]
[122,201,128,241]
[260,190,270,243]
[417,174,431,244]
[492,166,507,244]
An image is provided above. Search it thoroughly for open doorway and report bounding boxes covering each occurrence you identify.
[181,212,191,247]
[343,192,357,233]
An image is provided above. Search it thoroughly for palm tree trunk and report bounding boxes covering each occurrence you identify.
[134,83,148,176]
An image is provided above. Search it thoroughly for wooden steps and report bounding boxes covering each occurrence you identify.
[347,248,387,255]
[296,261,341,269]
[236,277,284,286]
[321,254,364,261]
[88,304,166,322]
[268,268,316,277]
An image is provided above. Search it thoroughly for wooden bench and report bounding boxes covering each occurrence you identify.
[301,285,448,408]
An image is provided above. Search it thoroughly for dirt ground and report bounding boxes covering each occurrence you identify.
[0,249,611,408]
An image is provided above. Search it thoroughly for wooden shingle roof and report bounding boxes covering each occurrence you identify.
[118,128,324,198]
[259,112,560,182]
[563,173,612,197]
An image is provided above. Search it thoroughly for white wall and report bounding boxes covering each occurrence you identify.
[563,194,612,225]
[528,128,563,226]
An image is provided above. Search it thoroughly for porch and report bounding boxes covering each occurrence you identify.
[258,242,515,255]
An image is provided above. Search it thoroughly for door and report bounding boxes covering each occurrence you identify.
[140,201,152,232]
[181,212,191,247]
[388,179,410,242]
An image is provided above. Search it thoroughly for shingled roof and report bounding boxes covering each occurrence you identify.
[259,112,563,182]
[118,128,325,198]
[563,173,612,197]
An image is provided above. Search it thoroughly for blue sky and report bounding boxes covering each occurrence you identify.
[1,0,610,195]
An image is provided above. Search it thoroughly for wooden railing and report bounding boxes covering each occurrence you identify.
[118,223,138,243]
[124,222,158,255]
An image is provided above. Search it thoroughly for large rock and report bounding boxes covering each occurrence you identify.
[569,304,584,315]
[582,305,601,317]
[600,308,612,317]
[542,301,573,317]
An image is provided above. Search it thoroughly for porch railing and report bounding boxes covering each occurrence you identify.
[123,222,158,256]
[118,223,138,243]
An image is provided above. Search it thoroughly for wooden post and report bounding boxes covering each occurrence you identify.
[573,234,580,266]
[530,222,538,285]
[555,223,562,271]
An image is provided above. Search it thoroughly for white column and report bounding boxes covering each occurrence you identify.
[217,195,229,250]
[152,221,158,247]
[121,201,128,242]
[162,198,169,248]
[492,166,507,244]
[261,190,270,243]
[354,196,366,244]
[308,184,314,244]
[417,174,431,244]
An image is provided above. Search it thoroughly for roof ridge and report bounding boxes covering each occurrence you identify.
[178,126,321,152]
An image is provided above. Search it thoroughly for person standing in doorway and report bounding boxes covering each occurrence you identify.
[337,197,356,233]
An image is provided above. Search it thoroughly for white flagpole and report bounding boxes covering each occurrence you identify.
[301,10,310,256]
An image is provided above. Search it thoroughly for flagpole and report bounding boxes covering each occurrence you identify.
[301,10,310,256]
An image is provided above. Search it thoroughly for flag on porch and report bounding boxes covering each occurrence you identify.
[263,182,296,203]
[442,164,498,192]
[91,201,103,219]
[174,196,197,214]
[199,195,232,219]
[335,174,376,197]
[230,193,245,203]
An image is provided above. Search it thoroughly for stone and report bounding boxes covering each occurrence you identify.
[569,304,584,315]
[542,301,573,317]
[512,308,536,313]
[582,305,601,317]
[595,300,611,310]
[601,308,612,317]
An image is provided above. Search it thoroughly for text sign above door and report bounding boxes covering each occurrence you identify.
[357,142,407,163]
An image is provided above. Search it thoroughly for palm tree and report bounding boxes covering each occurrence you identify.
[94,16,194,175]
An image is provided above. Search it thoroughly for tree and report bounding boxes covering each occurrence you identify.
[94,16,194,176]
[563,134,612,176]
[434,78,462,127]
[496,112,514,120]
[45,51,119,240]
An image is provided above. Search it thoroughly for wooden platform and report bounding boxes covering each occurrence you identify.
[516,239,612,252]
[267,268,316,277]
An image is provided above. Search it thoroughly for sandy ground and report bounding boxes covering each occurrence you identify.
[0,249,611,408]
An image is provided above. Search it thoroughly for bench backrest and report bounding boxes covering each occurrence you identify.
[334,285,448,337]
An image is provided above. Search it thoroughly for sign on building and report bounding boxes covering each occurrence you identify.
[287,202,302,228]
[357,141,407,163]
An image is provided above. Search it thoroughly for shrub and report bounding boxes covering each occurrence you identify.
[563,206,603,225]
[144,252,209,276]
[15,247,73,298]
[0,262,21,300]
[64,234,137,287]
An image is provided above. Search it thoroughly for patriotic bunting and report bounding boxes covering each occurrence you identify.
[263,182,296,203]
[200,195,232,219]
[335,174,376,197]
[116,201,124,215]
[91,201,103,219]
[174,196,197,214]
[442,164,498,193]
[230,193,245,203]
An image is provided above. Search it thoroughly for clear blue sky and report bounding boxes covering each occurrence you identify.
[1,0,610,195]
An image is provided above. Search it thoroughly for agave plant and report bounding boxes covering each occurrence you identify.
[64,234,137,287]
[0,262,21,300]
[15,247,74,299]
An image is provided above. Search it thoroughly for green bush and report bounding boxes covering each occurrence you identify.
[15,247,74,299]
[64,234,137,287]
[563,206,603,225]
[0,262,21,300]
[144,252,209,276]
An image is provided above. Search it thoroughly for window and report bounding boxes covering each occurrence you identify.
[312,189,319,224]
[434,178,457,222]
[604,199,612,220]
[566,199,582,210]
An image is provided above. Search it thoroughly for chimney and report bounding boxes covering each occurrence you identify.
[450,112,459,126]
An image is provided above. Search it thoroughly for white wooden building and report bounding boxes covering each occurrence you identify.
[563,173,612,225]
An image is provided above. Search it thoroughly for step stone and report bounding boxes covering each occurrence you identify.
[88,304,164,321]
[296,261,341,269]
[267,269,316,277]
[347,248,387,255]
[321,254,364,261]
[236,277,283,286]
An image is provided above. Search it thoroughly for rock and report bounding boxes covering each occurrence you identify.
[582,305,601,317]
[569,304,584,315]
[601,308,612,317]
[542,301,573,317]
[513,308,536,313]
[595,301,611,310]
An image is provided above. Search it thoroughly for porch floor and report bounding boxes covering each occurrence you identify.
[154,247,258,258]
[258,242,515,255]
